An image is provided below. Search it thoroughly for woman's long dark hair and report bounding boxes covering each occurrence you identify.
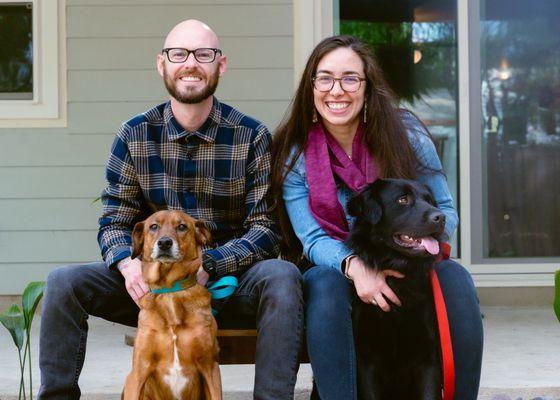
[270,35,419,263]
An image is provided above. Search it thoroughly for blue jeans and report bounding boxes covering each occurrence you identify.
[38,259,304,400]
[304,259,483,400]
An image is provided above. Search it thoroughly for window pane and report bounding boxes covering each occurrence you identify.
[0,3,33,100]
[481,0,560,257]
[339,0,460,254]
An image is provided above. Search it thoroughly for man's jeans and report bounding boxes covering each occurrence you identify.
[38,259,303,400]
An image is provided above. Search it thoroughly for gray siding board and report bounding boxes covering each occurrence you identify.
[0,231,100,263]
[0,264,64,295]
[0,167,105,199]
[68,70,293,102]
[2,199,101,231]
[68,37,293,70]
[0,134,113,167]
[68,5,292,38]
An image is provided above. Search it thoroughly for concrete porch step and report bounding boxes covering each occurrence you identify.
[1,306,559,399]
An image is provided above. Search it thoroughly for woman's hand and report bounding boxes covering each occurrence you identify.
[346,256,404,312]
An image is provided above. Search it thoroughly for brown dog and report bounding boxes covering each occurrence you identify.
[122,210,222,400]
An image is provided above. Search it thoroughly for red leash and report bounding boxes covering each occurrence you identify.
[432,242,455,400]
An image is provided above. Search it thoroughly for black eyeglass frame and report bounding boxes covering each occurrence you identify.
[312,75,367,93]
[161,47,222,63]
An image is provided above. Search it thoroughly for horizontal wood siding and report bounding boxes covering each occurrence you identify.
[0,1,293,294]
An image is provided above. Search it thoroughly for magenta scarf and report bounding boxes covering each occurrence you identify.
[304,122,379,241]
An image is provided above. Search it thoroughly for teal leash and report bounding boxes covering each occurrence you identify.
[208,276,238,316]
[149,275,238,316]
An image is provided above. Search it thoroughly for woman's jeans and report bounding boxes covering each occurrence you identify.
[304,259,483,400]
[38,259,304,400]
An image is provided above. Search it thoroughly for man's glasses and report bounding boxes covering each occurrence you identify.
[162,48,222,63]
[312,75,366,93]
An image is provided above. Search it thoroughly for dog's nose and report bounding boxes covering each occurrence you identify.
[157,237,173,250]
[429,211,446,225]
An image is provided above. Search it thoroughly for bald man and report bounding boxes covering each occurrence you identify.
[38,20,304,399]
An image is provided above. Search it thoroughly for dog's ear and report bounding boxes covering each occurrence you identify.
[347,193,364,218]
[364,200,383,225]
[195,220,212,246]
[131,221,145,259]
[348,189,383,225]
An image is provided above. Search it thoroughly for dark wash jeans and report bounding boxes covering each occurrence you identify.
[304,259,484,400]
[38,259,304,400]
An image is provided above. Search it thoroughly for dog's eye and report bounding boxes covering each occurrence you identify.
[149,223,158,231]
[177,223,188,232]
[397,195,409,205]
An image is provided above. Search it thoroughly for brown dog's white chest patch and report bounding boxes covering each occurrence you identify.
[163,334,188,399]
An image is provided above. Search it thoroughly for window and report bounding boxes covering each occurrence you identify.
[0,2,33,100]
[480,0,560,258]
[337,0,460,255]
[0,0,65,125]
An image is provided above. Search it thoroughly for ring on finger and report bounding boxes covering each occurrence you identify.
[371,298,378,306]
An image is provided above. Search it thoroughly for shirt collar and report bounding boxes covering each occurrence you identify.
[164,96,222,143]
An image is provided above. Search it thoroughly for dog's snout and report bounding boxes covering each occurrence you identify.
[157,237,173,250]
[429,211,445,225]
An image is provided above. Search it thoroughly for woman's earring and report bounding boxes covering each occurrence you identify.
[312,108,318,123]
[363,102,367,123]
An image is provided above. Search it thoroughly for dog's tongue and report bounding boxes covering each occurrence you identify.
[420,236,439,255]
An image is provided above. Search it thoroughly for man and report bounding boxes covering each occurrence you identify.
[38,19,303,400]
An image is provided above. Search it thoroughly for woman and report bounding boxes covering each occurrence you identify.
[271,35,483,400]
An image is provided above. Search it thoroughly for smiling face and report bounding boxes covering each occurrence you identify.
[157,20,226,104]
[313,47,366,134]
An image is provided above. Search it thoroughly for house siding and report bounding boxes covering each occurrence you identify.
[0,0,293,294]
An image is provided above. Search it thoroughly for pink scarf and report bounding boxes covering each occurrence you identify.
[304,122,379,241]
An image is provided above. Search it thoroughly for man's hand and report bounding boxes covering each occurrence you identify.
[346,256,404,312]
[118,257,149,305]
[196,265,210,287]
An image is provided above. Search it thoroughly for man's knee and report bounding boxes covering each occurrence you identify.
[45,263,105,303]
[254,259,303,303]
[46,265,81,296]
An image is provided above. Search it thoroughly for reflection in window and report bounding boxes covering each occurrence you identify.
[481,0,560,257]
[0,3,33,100]
[338,0,460,253]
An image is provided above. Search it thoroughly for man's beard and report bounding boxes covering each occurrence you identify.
[163,68,219,104]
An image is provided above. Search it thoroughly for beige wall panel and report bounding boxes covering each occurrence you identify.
[0,231,100,263]
[0,134,113,167]
[1,199,101,230]
[0,264,62,295]
[68,5,292,38]
[68,70,292,102]
[68,37,293,70]
[0,167,105,199]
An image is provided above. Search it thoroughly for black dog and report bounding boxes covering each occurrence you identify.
[346,178,446,400]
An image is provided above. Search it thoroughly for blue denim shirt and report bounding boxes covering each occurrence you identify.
[282,112,458,272]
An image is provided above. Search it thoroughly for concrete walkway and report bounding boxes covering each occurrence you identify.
[1,306,559,400]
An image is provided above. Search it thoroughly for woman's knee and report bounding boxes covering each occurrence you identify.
[304,266,353,311]
[435,259,478,301]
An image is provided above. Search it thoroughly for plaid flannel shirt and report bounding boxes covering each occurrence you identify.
[97,97,280,277]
